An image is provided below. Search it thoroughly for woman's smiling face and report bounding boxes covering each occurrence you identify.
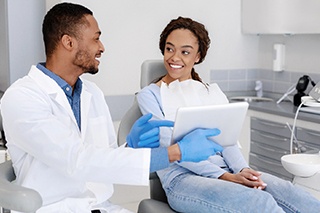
[163,29,200,83]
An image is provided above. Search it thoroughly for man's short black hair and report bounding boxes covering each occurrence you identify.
[42,3,93,57]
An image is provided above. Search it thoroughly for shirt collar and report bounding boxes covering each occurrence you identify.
[36,63,82,96]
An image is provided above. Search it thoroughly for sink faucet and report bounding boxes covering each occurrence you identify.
[255,80,263,97]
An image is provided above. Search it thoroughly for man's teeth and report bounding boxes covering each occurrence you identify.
[170,64,182,69]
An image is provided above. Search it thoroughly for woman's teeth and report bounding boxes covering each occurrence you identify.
[170,64,182,69]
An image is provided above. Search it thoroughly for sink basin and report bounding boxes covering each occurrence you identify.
[229,96,274,103]
[281,153,320,177]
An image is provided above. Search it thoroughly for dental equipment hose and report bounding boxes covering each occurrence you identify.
[290,101,306,154]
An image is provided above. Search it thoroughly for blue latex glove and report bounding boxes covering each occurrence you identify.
[177,128,223,162]
[127,113,174,148]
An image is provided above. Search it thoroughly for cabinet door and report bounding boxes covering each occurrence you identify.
[242,0,320,34]
[251,117,291,138]
[296,127,320,151]
[0,0,9,91]
[250,153,293,180]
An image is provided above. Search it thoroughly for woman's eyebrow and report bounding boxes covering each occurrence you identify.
[166,42,194,49]
[166,42,174,46]
[181,45,194,49]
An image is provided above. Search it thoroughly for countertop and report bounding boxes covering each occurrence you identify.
[225,91,320,123]
[238,99,320,124]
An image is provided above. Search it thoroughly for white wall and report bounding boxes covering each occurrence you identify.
[258,35,320,74]
[4,1,319,95]
[61,0,260,96]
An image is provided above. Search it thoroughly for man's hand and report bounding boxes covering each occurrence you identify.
[177,128,222,162]
[127,113,174,148]
[219,168,267,190]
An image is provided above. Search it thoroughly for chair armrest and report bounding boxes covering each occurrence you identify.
[138,199,176,213]
[149,172,168,203]
[0,161,42,212]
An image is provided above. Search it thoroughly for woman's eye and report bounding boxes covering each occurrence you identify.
[166,47,173,52]
[182,51,190,55]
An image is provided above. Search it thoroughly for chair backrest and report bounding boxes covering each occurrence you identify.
[0,160,15,182]
[117,59,167,146]
[117,97,142,146]
[117,59,169,204]
[140,59,167,89]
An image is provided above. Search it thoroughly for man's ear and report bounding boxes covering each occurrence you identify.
[61,34,74,50]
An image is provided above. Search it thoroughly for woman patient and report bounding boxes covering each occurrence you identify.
[137,16,320,212]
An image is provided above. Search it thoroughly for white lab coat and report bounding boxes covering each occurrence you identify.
[0,65,150,213]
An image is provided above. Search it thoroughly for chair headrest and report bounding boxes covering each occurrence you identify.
[140,60,167,89]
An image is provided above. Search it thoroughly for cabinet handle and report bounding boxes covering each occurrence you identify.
[254,142,288,154]
[258,120,287,129]
[258,132,288,142]
[306,131,320,137]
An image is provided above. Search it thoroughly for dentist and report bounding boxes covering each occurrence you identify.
[0,3,221,213]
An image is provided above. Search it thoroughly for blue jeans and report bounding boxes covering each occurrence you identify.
[164,172,320,213]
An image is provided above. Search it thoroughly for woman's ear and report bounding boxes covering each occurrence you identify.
[195,52,201,63]
[61,34,74,50]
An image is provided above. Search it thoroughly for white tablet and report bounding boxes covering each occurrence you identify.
[171,102,249,147]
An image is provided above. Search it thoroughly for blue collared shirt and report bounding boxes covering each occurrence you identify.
[37,63,82,130]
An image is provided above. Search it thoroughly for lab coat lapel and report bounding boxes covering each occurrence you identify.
[79,84,92,138]
[28,66,78,127]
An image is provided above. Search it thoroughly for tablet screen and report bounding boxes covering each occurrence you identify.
[171,102,249,146]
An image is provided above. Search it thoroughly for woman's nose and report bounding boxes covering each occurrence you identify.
[171,51,181,61]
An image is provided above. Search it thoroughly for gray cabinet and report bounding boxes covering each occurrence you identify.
[249,117,293,180]
[0,0,45,92]
[249,117,320,181]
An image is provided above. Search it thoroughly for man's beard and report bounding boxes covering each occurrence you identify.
[74,49,99,75]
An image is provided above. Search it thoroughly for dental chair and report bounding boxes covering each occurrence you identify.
[117,60,176,213]
[0,109,42,212]
[0,160,42,213]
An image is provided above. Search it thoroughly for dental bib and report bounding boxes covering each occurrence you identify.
[160,79,227,121]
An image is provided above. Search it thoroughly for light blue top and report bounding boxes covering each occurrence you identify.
[137,83,249,188]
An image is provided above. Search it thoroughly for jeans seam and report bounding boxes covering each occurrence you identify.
[274,197,299,213]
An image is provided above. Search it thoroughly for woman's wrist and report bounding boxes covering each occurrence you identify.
[167,143,181,162]
[218,172,234,181]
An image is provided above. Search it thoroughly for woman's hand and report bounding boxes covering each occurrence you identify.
[219,168,267,190]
